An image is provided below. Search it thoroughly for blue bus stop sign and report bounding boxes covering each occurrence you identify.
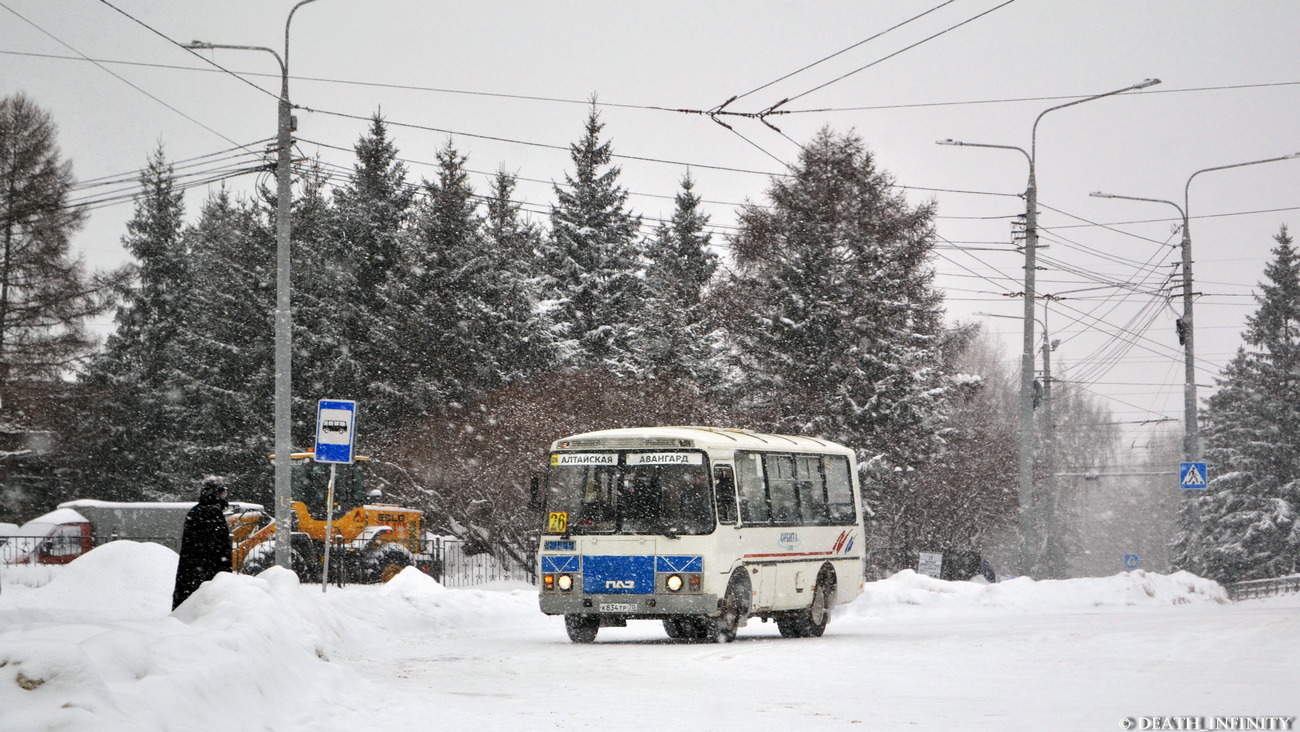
[1179,462,1208,490]
[314,399,357,464]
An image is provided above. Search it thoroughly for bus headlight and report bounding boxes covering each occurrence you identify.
[666,574,684,592]
[557,574,574,592]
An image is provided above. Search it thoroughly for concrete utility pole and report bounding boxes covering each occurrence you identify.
[1039,307,1060,576]
[939,78,1159,577]
[185,0,321,569]
[1093,150,1300,465]
[977,309,1059,574]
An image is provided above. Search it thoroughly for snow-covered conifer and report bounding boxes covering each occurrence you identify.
[542,105,645,373]
[79,148,192,500]
[634,173,724,388]
[722,128,950,511]
[1177,226,1300,582]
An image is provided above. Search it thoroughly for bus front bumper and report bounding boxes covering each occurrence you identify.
[539,592,718,618]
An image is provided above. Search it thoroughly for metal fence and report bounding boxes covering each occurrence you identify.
[1226,574,1300,601]
[0,533,128,565]
[420,537,530,588]
[0,534,531,590]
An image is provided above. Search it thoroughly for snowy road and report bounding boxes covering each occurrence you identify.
[3,544,1296,732]
[347,577,1299,731]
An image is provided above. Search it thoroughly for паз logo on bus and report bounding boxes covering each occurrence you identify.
[605,580,635,590]
[778,532,801,550]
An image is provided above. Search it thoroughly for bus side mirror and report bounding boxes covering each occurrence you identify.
[529,475,542,510]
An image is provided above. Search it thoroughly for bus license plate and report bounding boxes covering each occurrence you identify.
[599,603,636,613]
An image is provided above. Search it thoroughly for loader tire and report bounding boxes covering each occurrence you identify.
[365,542,413,583]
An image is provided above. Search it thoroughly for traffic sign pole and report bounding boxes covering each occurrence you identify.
[314,399,357,592]
[321,463,337,592]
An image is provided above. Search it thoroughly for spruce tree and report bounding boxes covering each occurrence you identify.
[289,160,361,442]
[330,114,414,309]
[373,140,483,430]
[79,148,192,500]
[635,173,723,387]
[1177,226,1300,582]
[725,129,947,451]
[326,114,414,410]
[178,190,275,498]
[543,106,645,373]
[723,128,949,499]
[482,169,555,382]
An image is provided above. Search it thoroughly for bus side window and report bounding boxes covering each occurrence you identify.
[765,454,798,525]
[824,456,855,524]
[795,454,827,524]
[714,466,738,525]
[736,452,770,524]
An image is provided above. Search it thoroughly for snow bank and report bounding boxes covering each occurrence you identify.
[0,542,539,732]
[843,568,1229,620]
[5,541,177,617]
[0,542,1264,732]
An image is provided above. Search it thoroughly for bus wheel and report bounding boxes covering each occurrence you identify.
[564,614,599,643]
[778,568,835,638]
[708,570,752,643]
[662,617,689,639]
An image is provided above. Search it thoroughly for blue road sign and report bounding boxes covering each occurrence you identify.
[1179,462,1208,491]
[1123,554,1140,570]
[314,399,357,464]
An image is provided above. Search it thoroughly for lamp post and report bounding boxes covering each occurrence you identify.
[939,78,1159,576]
[185,0,320,569]
[977,308,1061,575]
[1091,150,1300,465]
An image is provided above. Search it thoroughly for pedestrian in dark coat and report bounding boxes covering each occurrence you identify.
[172,476,233,610]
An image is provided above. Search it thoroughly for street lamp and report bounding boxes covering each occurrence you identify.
[1091,150,1300,465]
[939,78,1159,576]
[185,0,321,569]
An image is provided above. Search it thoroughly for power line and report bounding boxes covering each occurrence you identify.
[10,47,1300,119]
[1052,204,1300,229]
[297,105,1021,200]
[773,0,1018,109]
[95,0,280,103]
[0,1,245,149]
[724,0,959,108]
[781,79,1300,114]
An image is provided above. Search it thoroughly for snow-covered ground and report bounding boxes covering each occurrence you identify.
[2,542,1296,731]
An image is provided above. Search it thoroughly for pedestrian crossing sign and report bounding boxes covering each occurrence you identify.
[1179,462,1208,490]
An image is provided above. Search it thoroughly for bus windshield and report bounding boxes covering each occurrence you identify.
[546,451,714,536]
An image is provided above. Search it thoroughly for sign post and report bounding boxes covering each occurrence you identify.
[315,400,357,591]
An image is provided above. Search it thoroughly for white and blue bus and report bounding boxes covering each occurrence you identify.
[536,426,866,643]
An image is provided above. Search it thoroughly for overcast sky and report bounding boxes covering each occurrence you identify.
[4,0,1299,462]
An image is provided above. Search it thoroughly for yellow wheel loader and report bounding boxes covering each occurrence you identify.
[235,452,437,583]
